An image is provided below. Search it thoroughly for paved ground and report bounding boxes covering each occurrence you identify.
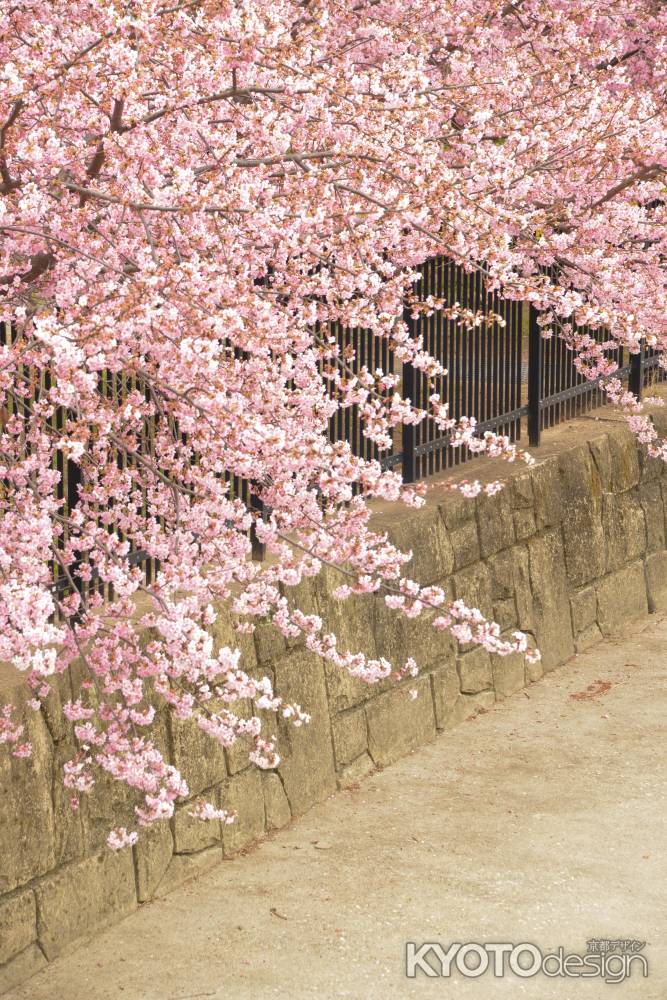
[7,613,667,1000]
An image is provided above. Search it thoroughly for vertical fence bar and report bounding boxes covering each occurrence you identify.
[401,302,417,484]
[528,304,543,447]
[629,340,644,401]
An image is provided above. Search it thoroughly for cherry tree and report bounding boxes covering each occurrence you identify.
[1,0,665,846]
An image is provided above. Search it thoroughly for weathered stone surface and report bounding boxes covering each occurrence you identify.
[0,944,47,995]
[452,562,494,621]
[640,482,666,552]
[558,445,606,586]
[645,551,667,611]
[0,889,36,966]
[51,743,85,867]
[513,508,536,541]
[575,623,603,653]
[366,676,436,767]
[487,549,516,602]
[447,690,496,727]
[438,490,476,531]
[607,429,641,492]
[430,666,460,730]
[596,562,648,636]
[511,545,535,633]
[262,773,291,831]
[133,820,173,903]
[570,587,597,637]
[337,753,376,788]
[209,605,257,670]
[449,519,480,570]
[253,623,287,666]
[493,598,518,631]
[169,714,228,799]
[510,470,534,509]
[491,651,525,699]
[387,507,454,584]
[35,850,136,959]
[331,709,367,768]
[0,705,56,894]
[154,846,222,899]
[527,529,575,670]
[601,492,646,572]
[458,648,493,694]
[221,768,266,856]
[316,570,377,712]
[374,602,456,674]
[4,416,667,991]
[173,800,222,854]
[524,641,543,684]
[530,456,563,529]
[274,650,337,815]
[476,489,515,557]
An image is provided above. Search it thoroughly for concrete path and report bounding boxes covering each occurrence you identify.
[6,614,667,1000]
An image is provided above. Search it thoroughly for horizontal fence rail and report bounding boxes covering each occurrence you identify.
[3,254,665,602]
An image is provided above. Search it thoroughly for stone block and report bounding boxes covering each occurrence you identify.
[510,470,534,508]
[438,491,476,531]
[645,551,667,611]
[449,519,481,570]
[512,545,535,633]
[640,482,666,552]
[366,675,436,767]
[430,665,460,730]
[0,705,56,894]
[527,528,575,670]
[601,492,646,572]
[337,753,376,788]
[488,549,516,600]
[0,889,36,966]
[596,562,648,636]
[253,622,287,665]
[575,623,603,653]
[331,709,367,768]
[169,713,228,799]
[262,773,291,831]
[154,846,222,898]
[221,767,266,856]
[173,800,223,854]
[558,446,606,586]
[476,488,515,556]
[133,820,173,902]
[387,506,454,584]
[607,428,640,492]
[458,648,493,694]
[447,691,496,727]
[35,850,137,960]
[570,587,597,637]
[530,456,563,529]
[0,944,47,995]
[493,598,518,631]
[452,562,494,620]
[491,651,526,699]
[274,650,337,816]
[513,507,536,541]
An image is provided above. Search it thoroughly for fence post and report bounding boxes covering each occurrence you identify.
[401,303,417,483]
[527,304,542,448]
[249,491,266,561]
[629,340,644,401]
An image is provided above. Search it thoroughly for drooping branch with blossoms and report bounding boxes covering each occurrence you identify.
[1,0,666,846]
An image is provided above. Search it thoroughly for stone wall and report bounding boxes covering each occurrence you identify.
[3,409,667,993]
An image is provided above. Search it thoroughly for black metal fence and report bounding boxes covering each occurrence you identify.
[3,254,665,604]
[330,255,665,483]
